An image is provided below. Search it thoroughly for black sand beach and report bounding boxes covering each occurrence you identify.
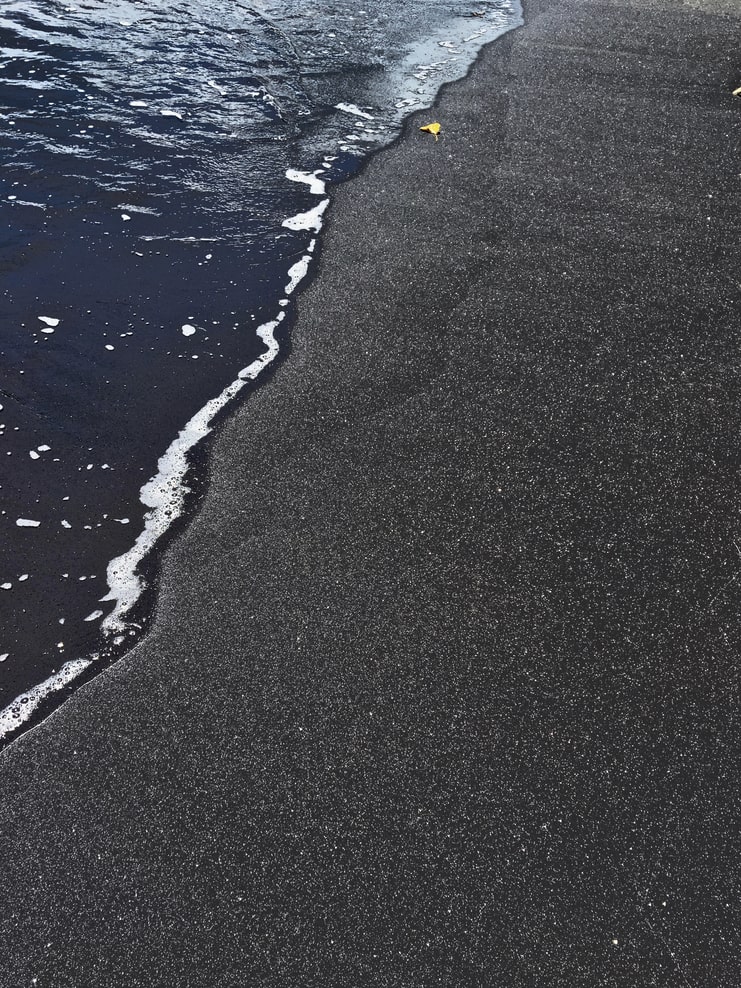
[2,0,741,983]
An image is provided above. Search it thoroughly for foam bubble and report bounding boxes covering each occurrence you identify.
[282,199,329,233]
[286,168,326,195]
[284,250,317,296]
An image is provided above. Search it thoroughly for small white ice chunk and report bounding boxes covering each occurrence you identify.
[29,450,40,460]
[38,316,60,327]
[61,520,71,529]
[181,324,196,336]
[38,445,51,452]
[0,654,7,663]
[1,583,11,590]
[130,100,148,107]
[16,519,40,528]
[121,214,131,221]
[84,610,104,622]
[160,109,184,120]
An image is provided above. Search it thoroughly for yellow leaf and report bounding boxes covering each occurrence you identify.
[733,86,741,97]
[420,122,441,141]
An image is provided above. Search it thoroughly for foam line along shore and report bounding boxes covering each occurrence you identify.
[0,1,521,743]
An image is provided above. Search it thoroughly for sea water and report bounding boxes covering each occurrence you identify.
[0,0,520,741]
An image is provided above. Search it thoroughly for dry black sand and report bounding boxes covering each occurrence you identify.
[2,0,741,984]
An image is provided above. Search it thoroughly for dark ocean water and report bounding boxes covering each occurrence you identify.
[0,0,520,741]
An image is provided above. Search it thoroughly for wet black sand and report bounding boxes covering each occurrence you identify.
[2,0,741,983]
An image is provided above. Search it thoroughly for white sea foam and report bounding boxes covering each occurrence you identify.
[286,168,326,195]
[100,308,289,633]
[160,109,184,120]
[1,180,329,743]
[282,199,329,233]
[335,102,375,120]
[0,659,92,740]
[118,203,160,216]
[285,261,308,296]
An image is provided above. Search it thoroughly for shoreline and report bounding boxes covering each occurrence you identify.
[0,5,524,747]
[3,0,741,983]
